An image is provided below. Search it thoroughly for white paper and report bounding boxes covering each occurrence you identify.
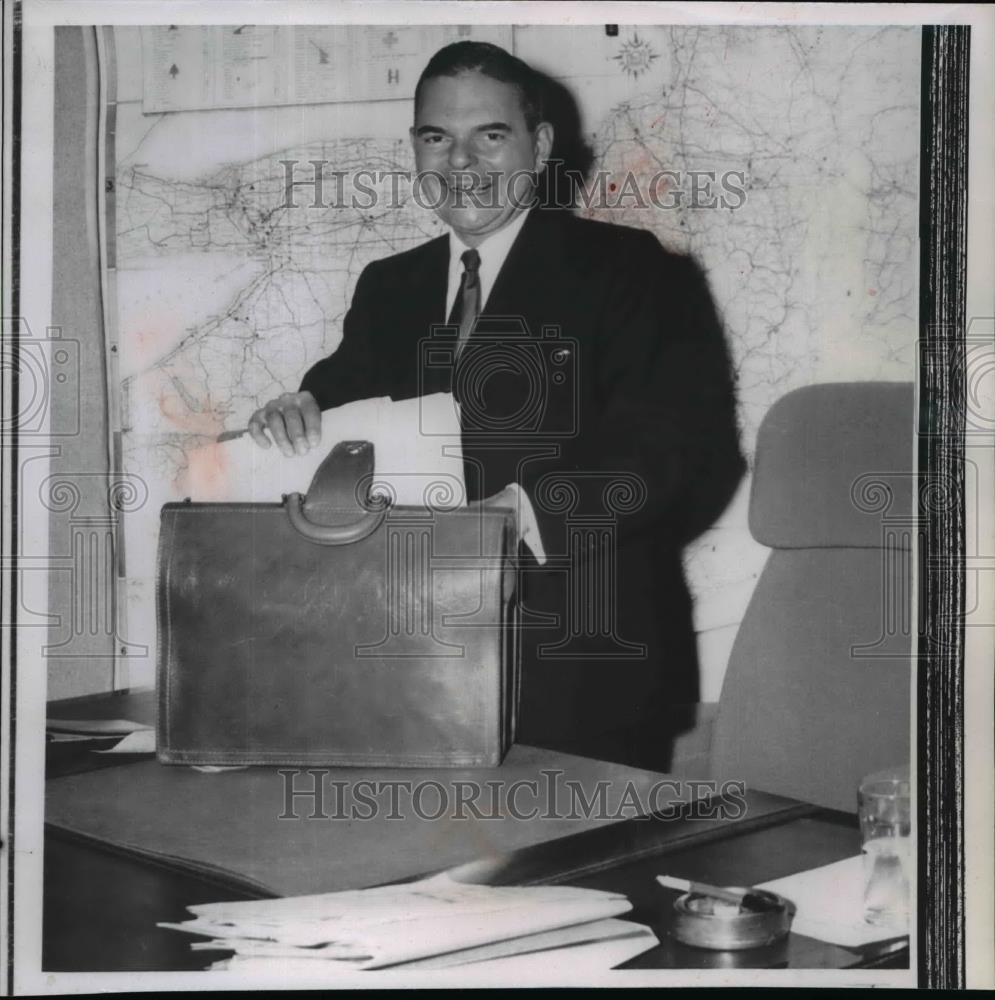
[503,483,547,566]
[161,875,632,969]
[393,917,656,970]
[45,718,153,736]
[207,919,658,975]
[93,730,157,755]
[759,855,909,948]
[440,926,658,976]
[179,394,466,509]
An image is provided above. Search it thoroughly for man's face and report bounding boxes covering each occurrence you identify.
[411,70,553,246]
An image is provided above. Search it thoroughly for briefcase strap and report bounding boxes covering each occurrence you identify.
[285,440,388,545]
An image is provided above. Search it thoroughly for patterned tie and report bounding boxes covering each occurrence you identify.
[448,248,481,359]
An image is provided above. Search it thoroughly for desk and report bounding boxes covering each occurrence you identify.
[44,690,909,973]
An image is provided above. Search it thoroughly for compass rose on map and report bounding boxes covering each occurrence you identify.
[613,33,659,79]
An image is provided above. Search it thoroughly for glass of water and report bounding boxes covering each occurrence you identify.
[858,766,911,928]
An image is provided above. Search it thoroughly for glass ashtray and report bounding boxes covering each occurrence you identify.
[671,888,795,951]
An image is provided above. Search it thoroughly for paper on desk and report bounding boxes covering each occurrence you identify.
[161,874,632,969]
[181,394,466,509]
[47,732,116,744]
[46,718,153,736]
[432,925,657,976]
[393,916,656,971]
[207,919,658,975]
[758,855,909,948]
[93,729,157,754]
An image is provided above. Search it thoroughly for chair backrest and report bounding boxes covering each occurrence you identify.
[710,382,914,813]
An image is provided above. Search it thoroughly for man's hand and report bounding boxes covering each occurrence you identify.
[467,483,547,565]
[247,390,322,456]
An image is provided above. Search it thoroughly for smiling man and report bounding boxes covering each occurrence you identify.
[411,59,551,246]
[248,41,744,770]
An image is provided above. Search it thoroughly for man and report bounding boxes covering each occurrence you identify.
[249,41,743,771]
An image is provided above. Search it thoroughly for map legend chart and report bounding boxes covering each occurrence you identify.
[140,25,514,113]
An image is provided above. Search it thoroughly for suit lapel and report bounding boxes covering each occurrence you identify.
[402,233,449,326]
[483,209,566,332]
[391,234,450,396]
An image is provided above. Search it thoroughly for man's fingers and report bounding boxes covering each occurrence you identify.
[248,392,322,455]
[281,405,308,455]
[265,405,295,457]
[300,392,323,447]
[247,411,272,449]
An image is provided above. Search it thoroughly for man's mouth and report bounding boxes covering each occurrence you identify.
[444,178,496,209]
[447,179,492,194]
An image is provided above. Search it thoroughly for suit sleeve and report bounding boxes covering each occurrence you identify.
[299,261,385,410]
[527,232,745,551]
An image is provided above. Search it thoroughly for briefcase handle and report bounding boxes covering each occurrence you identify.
[284,440,389,545]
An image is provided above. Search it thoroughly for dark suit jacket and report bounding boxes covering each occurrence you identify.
[301,208,743,770]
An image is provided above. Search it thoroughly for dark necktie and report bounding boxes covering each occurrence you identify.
[448,248,481,359]
[449,248,482,499]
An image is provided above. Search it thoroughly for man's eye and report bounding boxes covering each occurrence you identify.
[422,134,445,145]
[484,132,505,142]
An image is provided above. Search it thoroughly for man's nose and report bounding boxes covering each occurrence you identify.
[448,138,475,170]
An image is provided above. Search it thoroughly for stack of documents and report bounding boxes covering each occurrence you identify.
[161,874,657,973]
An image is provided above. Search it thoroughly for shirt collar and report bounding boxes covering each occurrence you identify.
[447,209,531,307]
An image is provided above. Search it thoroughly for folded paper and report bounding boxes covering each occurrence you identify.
[161,874,635,970]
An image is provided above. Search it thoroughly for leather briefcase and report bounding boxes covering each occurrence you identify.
[156,441,519,767]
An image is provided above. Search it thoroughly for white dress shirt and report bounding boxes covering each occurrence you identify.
[445,208,531,319]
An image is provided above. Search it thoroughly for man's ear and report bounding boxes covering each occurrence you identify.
[533,121,554,172]
[409,125,418,157]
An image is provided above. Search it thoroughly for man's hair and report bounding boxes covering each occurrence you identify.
[414,41,545,132]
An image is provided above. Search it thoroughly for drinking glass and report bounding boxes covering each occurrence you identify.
[858,766,911,928]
